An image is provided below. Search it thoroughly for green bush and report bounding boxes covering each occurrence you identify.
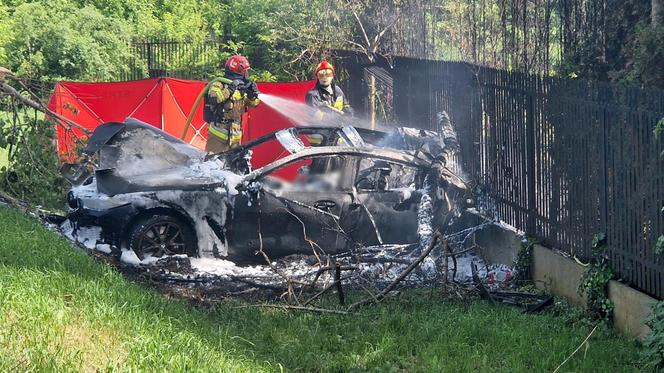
[578,233,614,320]
[628,24,664,88]
[514,239,535,283]
[5,2,132,81]
[0,115,68,210]
[642,300,664,370]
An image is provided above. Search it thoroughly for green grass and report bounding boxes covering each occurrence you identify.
[0,206,642,372]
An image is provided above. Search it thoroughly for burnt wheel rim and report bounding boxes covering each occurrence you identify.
[136,221,186,258]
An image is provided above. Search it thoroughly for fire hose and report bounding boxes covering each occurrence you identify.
[179,76,233,141]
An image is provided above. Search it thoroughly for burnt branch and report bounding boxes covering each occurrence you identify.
[347,231,442,311]
[0,77,90,135]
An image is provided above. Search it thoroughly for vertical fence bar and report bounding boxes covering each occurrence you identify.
[526,92,537,235]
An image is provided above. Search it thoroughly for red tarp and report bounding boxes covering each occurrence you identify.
[48,78,315,175]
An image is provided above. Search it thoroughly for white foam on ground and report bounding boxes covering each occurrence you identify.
[75,226,101,249]
[190,257,275,278]
[120,249,141,266]
[96,244,112,254]
[190,257,240,275]
[60,219,75,241]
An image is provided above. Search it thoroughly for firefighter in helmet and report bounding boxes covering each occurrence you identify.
[305,60,353,122]
[204,55,261,153]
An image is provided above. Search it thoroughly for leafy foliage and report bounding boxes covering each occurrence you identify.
[655,117,664,160]
[4,1,132,81]
[579,233,614,320]
[642,300,664,370]
[656,235,664,256]
[0,113,69,210]
[0,4,10,66]
[625,24,664,87]
[514,239,535,283]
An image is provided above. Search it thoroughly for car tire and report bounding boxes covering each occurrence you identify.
[128,214,197,260]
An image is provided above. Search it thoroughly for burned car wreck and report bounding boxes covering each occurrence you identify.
[64,118,467,262]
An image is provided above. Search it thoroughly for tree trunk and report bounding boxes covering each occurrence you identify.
[654,0,663,27]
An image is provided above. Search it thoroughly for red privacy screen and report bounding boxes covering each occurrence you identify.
[48,78,315,176]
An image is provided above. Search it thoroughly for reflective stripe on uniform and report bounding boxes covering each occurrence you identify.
[208,82,230,103]
[333,97,344,111]
[209,121,243,144]
[229,122,242,145]
[208,122,230,140]
[306,134,323,145]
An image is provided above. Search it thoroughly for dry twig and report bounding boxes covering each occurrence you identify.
[347,232,442,311]
[236,304,348,315]
[552,324,599,373]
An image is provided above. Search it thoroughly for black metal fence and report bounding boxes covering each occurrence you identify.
[341,54,664,299]
[121,39,225,81]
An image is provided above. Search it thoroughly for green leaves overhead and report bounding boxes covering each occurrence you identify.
[0,0,211,81]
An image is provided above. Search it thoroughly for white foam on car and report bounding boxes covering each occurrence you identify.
[392,183,416,201]
[60,222,101,250]
[70,159,241,258]
[417,192,434,248]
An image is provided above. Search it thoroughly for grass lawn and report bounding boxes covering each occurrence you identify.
[0,205,642,372]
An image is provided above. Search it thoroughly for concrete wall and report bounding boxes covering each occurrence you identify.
[530,243,659,339]
[610,280,657,340]
[457,212,660,339]
[532,244,587,307]
[472,224,521,266]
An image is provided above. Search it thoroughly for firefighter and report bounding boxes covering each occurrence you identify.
[305,60,353,122]
[204,55,261,153]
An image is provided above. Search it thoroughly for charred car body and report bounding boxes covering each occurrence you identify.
[65,118,466,262]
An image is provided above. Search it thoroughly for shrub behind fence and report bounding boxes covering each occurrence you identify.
[121,39,225,81]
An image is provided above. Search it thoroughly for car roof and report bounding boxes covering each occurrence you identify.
[239,145,431,187]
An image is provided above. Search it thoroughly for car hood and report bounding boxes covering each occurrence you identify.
[85,118,241,196]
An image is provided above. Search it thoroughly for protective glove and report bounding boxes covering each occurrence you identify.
[343,106,355,117]
[245,80,260,100]
[229,79,245,95]
[324,104,344,115]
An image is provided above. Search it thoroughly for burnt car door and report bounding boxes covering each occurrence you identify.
[227,154,355,261]
[345,156,427,246]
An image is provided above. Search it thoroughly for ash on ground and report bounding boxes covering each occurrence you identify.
[57,217,515,303]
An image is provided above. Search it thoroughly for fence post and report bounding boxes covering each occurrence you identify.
[146,42,153,77]
[526,93,537,235]
[599,106,609,234]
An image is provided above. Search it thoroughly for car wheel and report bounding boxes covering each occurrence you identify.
[128,214,197,260]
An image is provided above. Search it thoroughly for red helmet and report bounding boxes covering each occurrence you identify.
[315,60,335,76]
[225,55,251,75]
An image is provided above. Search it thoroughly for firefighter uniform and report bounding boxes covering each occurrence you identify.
[204,80,260,153]
[204,54,260,154]
[305,82,352,122]
[305,60,352,122]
